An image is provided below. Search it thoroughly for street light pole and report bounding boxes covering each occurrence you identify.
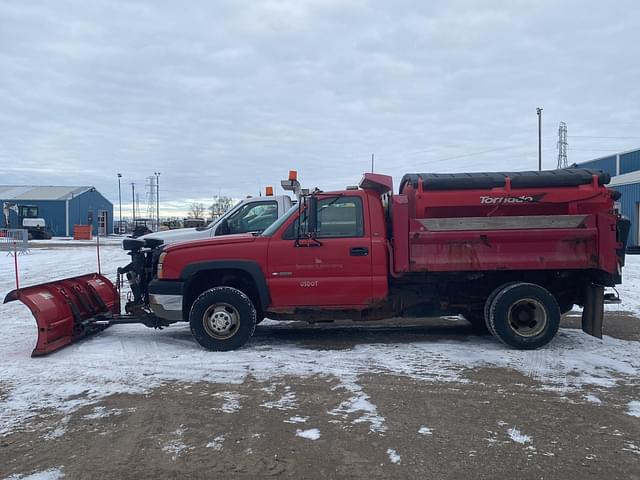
[536,107,543,171]
[154,172,161,232]
[131,182,136,223]
[117,173,122,233]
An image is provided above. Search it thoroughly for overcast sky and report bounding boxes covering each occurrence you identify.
[1,0,639,217]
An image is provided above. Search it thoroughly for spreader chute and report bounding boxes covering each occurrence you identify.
[3,273,120,357]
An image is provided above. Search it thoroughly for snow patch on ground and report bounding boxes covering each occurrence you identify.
[386,448,401,464]
[260,387,297,411]
[284,415,309,424]
[296,428,320,440]
[4,467,65,479]
[627,400,640,417]
[43,417,69,440]
[606,255,640,316]
[162,426,188,460]
[328,379,386,432]
[584,394,602,404]
[212,391,244,414]
[418,426,433,435]
[205,435,225,451]
[507,427,532,444]
[1,246,640,436]
[82,406,123,420]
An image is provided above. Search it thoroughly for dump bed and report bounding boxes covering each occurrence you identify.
[394,168,619,275]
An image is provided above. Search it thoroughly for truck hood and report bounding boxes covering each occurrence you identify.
[139,227,211,245]
[164,233,257,252]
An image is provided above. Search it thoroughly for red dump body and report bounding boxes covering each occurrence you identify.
[390,170,618,276]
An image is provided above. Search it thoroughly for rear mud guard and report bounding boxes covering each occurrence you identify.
[3,273,120,357]
[581,284,604,339]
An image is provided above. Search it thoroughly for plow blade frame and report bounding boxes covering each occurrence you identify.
[4,273,120,357]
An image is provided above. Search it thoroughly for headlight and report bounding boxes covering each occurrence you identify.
[157,252,167,278]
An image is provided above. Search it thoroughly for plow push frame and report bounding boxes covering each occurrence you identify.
[3,234,175,357]
[3,272,174,357]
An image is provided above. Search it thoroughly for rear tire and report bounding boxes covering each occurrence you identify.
[189,286,257,351]
[488,282,560,349]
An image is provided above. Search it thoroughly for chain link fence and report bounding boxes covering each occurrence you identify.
[0,229,29,254]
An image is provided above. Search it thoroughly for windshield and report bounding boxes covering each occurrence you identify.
[196,200,279,233]
[195,200,243,231]
[261,204,298,237]
[226,201,278,234]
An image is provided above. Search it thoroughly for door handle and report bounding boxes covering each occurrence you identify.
[350,247,369,256]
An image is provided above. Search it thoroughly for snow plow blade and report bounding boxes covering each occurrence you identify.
[3,273,120,357]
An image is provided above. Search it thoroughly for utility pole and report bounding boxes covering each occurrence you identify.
[117,173,122,233]
[371,153,374,173]
[536,107,543,171]
[154,172,161,231]
[131,182,136,222]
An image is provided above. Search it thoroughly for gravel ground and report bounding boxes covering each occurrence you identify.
[1,314,639,480]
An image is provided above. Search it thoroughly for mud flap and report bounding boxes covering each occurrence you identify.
[581,284,604,339]
[3,273,120,356]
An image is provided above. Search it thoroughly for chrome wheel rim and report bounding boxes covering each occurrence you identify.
[202,303,240,340]
[507,298,548,337]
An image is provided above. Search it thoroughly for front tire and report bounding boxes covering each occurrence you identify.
[488,282,560,349]
[189,286,257,351]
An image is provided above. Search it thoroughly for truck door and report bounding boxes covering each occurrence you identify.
[267,194,372,307]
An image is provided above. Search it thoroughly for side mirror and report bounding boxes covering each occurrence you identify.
[307,195,318,235]
[218,218,230,235]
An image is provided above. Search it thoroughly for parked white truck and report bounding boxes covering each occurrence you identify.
[139,195,294,245]
[135,172,303,246]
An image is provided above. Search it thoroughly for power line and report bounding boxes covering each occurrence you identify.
[569,135,640,140]
[569,148,624,152]
[422,145,525,164]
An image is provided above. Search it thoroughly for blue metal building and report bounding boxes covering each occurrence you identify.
[0,186,113,237]
[577,147,640,247]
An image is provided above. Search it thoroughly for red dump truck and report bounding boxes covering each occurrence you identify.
[4,169,630,356]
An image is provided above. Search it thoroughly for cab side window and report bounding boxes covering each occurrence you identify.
[283,196,364,239]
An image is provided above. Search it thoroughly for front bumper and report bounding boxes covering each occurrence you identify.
[148,280,184,321]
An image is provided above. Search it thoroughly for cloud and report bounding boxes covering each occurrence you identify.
[0,0,638,216]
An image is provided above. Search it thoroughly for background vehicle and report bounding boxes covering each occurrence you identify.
[130,219,153,238]
[2,202,52,239]
[5,168,629,356]
[136,169,305,247]
[138,195,294,246]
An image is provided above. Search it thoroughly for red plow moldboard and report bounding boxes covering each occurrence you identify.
[3,273,120,357]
